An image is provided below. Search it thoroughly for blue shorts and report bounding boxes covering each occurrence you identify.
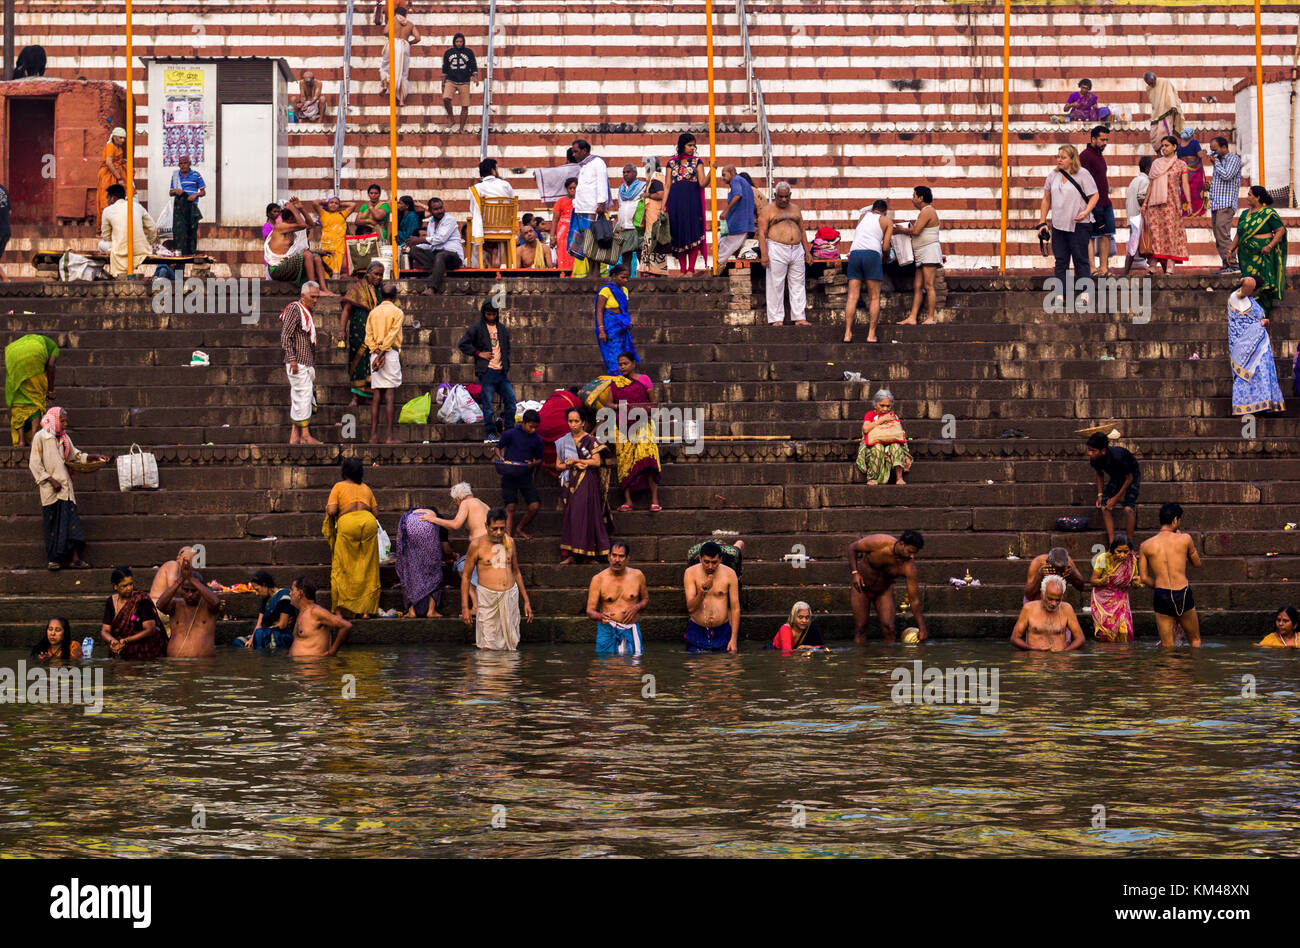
[596,621,643,656]
[846,249,883,283]
[233,627,294,650]
[454,555,479,587]
[685,620,732,652]
[1091,204,1116,237]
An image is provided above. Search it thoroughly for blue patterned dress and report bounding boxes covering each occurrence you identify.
[1229,293,1286,415]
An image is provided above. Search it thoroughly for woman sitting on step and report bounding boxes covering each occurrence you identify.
[324,458,381,619]
[857,388,912,486]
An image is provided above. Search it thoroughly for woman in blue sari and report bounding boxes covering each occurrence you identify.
[594,264,637,372]
[1228,277,1286,416]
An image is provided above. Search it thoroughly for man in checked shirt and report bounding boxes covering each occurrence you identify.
[281,282,324,445]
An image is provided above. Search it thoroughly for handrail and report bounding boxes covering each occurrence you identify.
[736,0,774,194]
[334,0,354,194]
[480,0,497,159]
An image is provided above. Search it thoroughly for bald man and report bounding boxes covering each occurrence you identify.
[718,166,756,264]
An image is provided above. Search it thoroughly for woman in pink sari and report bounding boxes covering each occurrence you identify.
[1142,136,1192,273]
[1090,533,1140,641]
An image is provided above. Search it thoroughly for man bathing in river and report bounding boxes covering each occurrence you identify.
[683,541,741,651]
[425,482,489,609]
[156,558,220,657]
[1023,546,1087,603]
[1011,575,1085,651]
[289,576,352,658]
[586,540,649,655]
[1139,501,1202,647]
[462,507,533,650]
[848,531,928,643]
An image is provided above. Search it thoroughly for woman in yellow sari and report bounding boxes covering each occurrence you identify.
[96,128,127,227]
[324,457,380,618]
[305,195,359,277]
[5,333,58,445]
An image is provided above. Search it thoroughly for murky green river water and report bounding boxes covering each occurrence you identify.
[0,642,1296,857]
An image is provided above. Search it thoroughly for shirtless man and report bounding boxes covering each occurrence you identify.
[586,540,649,656]
[156,560,220,658]
[461,507,533,650]
[848,531,928,643]
[1011,574,1086,651]
[289,576,353,658]
[756,182,813,327]
[683,541,741,651]
[425,482,489,609]
[1139,501,1202,647]
[1023,547,1087,603]
[265,198,334,292]
[376,3,421,107]
[149,545,194,604]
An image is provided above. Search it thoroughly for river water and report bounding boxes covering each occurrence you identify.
[1,642,1296,857]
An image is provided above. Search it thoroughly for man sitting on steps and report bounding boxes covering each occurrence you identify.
[265,198,334,293]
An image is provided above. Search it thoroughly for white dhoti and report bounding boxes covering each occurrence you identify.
[1126,214,1143,256]
[475,584,521,651]
[380,39,411,100]
[765,240,807,324]
[371,350,402,389]
[286,364,316,424]
[716,232,750,264]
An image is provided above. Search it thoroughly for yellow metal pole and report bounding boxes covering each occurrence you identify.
[1255,0,1266,186]
[707,0,718,275]
[387,0,400,277]
[125,0,134,277]
[999,0,1009,273]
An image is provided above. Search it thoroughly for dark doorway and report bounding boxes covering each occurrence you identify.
[9,98,55,222]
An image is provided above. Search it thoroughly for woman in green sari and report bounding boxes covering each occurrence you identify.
[1232,186,1287,312]
[4,334,58,445]
[338,261,384,408]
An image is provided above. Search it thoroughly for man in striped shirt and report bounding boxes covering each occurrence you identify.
[281,282,323,445]
[1207,137,1243,273]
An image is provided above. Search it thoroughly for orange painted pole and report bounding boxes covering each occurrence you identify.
[125,0,134,277]
[387,0,400,277]
[998,0,1009,273]
[1255,0,1266,185]
[707,0,718,275]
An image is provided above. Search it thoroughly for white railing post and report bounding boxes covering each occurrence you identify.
[480,0,497,159]
[334,0,354,193]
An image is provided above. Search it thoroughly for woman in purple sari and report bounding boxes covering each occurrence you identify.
[559,408,613,563]
[397,507,446,617]
[1177,129,1209,217]
[1064,79,1111,122]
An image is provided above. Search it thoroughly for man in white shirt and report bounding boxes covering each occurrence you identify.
[407,196,464,294]
[99,185,158,279]
[569,138,610,278]
[468,157,514,267]
[1121,155,1154,275]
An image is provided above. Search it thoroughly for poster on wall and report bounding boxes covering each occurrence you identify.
[162,68,205,166]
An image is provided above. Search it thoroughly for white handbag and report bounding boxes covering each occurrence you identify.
[116,443,160,491]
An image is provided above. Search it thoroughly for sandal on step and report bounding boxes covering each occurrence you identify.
[650,504,663,512]
[618,504,633,512]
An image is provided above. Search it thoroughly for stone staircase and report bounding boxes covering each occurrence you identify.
[0,271,1296,645]
[7,0,1300,278]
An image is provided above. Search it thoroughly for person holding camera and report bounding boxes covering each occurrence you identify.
[1037,145,1098,303]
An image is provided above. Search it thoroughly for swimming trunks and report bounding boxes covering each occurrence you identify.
[1153,586,1194,617]
[596,620,643,656]
[685,620,733,652]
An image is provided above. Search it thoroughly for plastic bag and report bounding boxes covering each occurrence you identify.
[436,384,483,424]
[397,391,431,424]
[58,251,105,282]
[154,200,174,236]
[377,524,392,564]
[515,399,544,422]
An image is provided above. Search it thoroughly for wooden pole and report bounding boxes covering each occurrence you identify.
[1255,0,1266,186]
[998,0,1009,273]
[125,0,134,277]
[707,0,718,274]
[387,0,400,277]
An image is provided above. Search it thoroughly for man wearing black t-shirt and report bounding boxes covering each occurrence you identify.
[1086,433,1140,543]
[441,33,479,132]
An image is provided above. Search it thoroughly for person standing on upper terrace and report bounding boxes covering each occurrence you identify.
[1143,72,1184,154]
[757,182,812,327]
[376,2,420,107]
[441,33,478,133]
[281,281,324,446]
[664,133,713,275]
[168,155,206,258]
[1143,136,1192,275]
[469,158,515,267]
[1078,126,1114,278]
[1232,186,1287,313]
[717,165,756,266]
[100,184,158,280]
[1207,137,1243,274]
[570,139,611,279]
[1038,146,1097,300]
[96,128,127,228]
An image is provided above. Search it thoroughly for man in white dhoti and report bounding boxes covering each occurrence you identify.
[280,282,323,445]
[462,508,533,649]
[377,2,421,107]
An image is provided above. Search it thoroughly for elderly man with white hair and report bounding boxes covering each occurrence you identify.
[281,281,323,445]
[756,181,813,326]
[423,482,491,608]
[1011,574,1086,651]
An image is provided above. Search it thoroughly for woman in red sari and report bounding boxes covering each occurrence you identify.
[100,566,167,660]
[1142,135,1192,273]
[559,408,613,562]
[551,177,578,274]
